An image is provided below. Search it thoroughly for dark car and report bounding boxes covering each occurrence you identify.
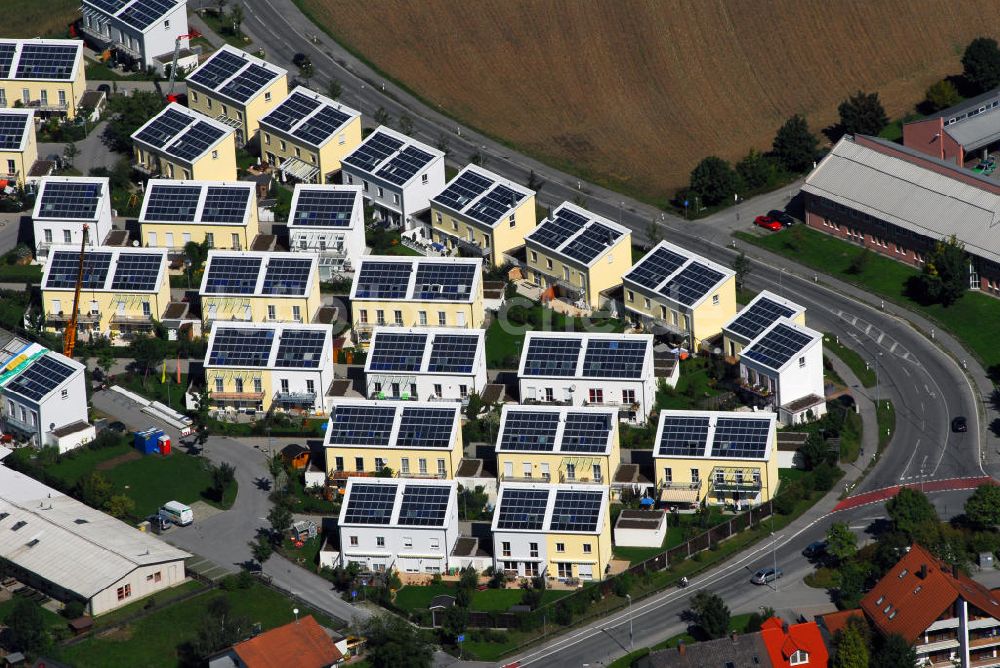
[802,540,827,559]
[106,421,127,434]
[952,416,968,433]
[767,209,797,226]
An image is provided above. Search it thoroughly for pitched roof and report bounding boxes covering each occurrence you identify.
[324,399,462,451]
[365,326,485,377]
[860,543,1000,642]
[82,0,182,32]
[0,109,35,152]
[0,39,82,81]
[185,45,286,106]
[350,256,482,303]
[259,86,360,149]
[341,125,444,186]
[41,246,168,294]
[199,250,319,298]
[525,201,631,267]
[139,179,255,225]
[760,617,829,668]
[642,632,770,668]
[338,477,456,529]
[492,482,608,535]
[722,289,805,344]
[624,240,734,309]
[232,616,342,668]
[818,609,865,638]
[517,331,654,380]
[739,317,822,374]
[431,163,535,229]
[130,103,235,165]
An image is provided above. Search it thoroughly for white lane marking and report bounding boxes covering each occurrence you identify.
[899,439,922,480]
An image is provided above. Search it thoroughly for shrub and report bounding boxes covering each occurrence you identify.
[613,572,633,597]
[61,600,86,619]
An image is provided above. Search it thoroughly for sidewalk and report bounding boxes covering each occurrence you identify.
[823,352,877,495]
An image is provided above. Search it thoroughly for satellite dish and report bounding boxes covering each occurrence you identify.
[569,384,576,392]
[713,347,722,355]
[132,240,140,247]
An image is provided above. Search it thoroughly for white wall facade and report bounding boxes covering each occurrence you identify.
[339,520,457,574]
[741,338,826,425]
[270,365,332,413]
[492,531,549,578]
[518,376,657,423]
[367,369,487,402]
[83,2,189,70]
[89,560,186,616]
[44,422,96,454]
[343,156,445,228]
[290,224,365,276]
[614,523,666,548]
[2,368,87,447]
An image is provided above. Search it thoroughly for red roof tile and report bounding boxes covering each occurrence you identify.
[760,617,829,668]
[819,609,864,638]
[233,616,342,668]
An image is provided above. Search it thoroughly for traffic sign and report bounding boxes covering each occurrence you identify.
[457,634,465,643]
[684,200,689,208]
[351,590,357,599]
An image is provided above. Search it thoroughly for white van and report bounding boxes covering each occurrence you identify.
[158,501,193,527]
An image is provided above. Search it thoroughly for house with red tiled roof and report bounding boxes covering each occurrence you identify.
[207,615,344,668]
[760,617,828,668]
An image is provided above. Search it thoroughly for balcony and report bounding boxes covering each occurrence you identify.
[47,312,100,325]
[4,413,38,437]
[522,397,571,407]
[500,472,552,483]
[709,467,763,494]
[133,162,159,176]
[399,471,447,480]
[738,378,775,399]
[273,391,317,406]
[970,634,1000,649]
[27,99,69,113]
[111,313,154,326]
[369,392,419,401]
[79,22,113,48]
[658,480,701,504]
[559,473,604,484]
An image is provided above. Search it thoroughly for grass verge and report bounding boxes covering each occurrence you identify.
[823,333,876,387]
[876,400,895,453]
[393,583,569,613]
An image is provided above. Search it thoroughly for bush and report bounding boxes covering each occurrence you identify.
[773,485,802,515]
[61,600,86,619]
[812,462,838,492]
[554,601,572,625]
[613,572,633,597]
[804,567,841,589]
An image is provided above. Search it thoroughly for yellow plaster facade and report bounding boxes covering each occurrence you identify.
[134,130,237,182]
[543,524,613,581]
[325,433,464,481]
[0,40,87,119]
[527,235,632,309]
[353,297,485,340]
[0,116,37,187]
[497,423,621,486]
[626,274,737,349]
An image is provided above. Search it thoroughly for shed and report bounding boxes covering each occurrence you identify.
[281,443,311,470]
[291,520,318,542]
[614,509,668,548]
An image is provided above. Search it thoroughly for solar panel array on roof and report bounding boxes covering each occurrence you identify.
[626,246,688,290]
[496,488,549,530]
[274,329,326,368]
[710,417,771,458]
[528,208,588,250]
[550,490,603,532]
[499,410,560,451]
[561,412,613,453]
[726,297,797,341]
[37,181,102,220]
[413,263,476,300]
[166,121,225,162]
[660,261,725,306]
[426,334,479,373]
[657,415,711,457]
[368,332,427,372]
[434,170,493,211]
[262,91,321,132]
[523,337,581,376]
[355,261,411,299]
[261,257,312,295]
[343,130,403,172]
[6,354,76,401]
[561,223,623,264]
[342,483,396,524]
[187,49,248,90]
[581,339,647,379]
[742,323,815,370]
[203,256,262,294]
[118,0,177,30]
[396,407,455,448]
[292,106,351,147]
[328,405,396,446]
[0,44,15,77]
[201,186,249,223]
[466,184,526,225]
[291,189,357,227]
[397,485,451,526]
[86,0,129,14]
[46,251,112,289]
[208,328,274,366]
[376,145,434,185]
[143,184,202,221]
[134,108,192,148]
[15,43,78,79]
[0,113,29,150]
[219,64,277,103]
[110,253,162,291]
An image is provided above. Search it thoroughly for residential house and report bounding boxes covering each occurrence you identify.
[653,410,779,509]
[209,615,344,668]
[139,179,259,252]
[32,176,114,263]
[287,184,365,277]
[364,326,487,403]
[638,631,771,668]
[903,88,1000,167]
[0,108,37,187]
[131,103,237,181]
[79,0,190,73]
[721,290,806,358]
[0,39,86,119]
[760,617,829,668]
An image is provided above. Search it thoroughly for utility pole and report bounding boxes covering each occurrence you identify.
[626,593,633,651]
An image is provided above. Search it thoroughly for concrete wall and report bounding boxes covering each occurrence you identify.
[339,520,457,573]
[518,377,656,423]
[90,560,185,616]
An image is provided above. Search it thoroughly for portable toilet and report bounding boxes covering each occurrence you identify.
[133,428,164,455]
[157,434,171,456]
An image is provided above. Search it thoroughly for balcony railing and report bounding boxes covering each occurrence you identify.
[48,312,100,324]
[4,414,38,435]
[522,398,571,407]
[500,473,552,483]
[559,473,603,484]
[27,100,69,112]
[79,23,112,47]
[709,468,763,494]
[273,391,317,405]
[111,314,154,325]
[659,481,702,491]
[399,471,447,480]
[738,379,775,398]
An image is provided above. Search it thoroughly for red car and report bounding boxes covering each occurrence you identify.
[754,215,782,231]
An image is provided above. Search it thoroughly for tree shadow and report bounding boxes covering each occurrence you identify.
[822,122,846,144]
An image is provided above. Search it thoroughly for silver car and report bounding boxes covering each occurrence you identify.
[751,567,783,585]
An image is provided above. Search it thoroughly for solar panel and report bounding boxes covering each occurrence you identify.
[368,332,427,372]
[327,405,396,446]
[660,261,725,306]
[134,108,193,148]
[434,170,493,211]
[218,63,277,103]
[45,250,112,289]
[261,92,321,132]
[203,256,262,294]
[561,412,613,453]
[261,257,312,295]
[342,483,397,525]
[187,49,248,90]
[291,105,351,147]
[37,180,103,219]
[290,189,357,227]
[375,145,434,186]
[466,184,526,225]
[110,253,162,291]
[343,130,404,172]
[118,0,177,30]
[741,323,814,370]
[166,121,226,162]
[523,337,581,376]
[354,261,411,299]
[550,490,603,532]
[527,208,589,250]
[727,298,798,342]
[274,329,326,369]
[499,410,560,451]
[657,415,710,457]
[581,338,647,379]
[6,354,75,401]
[14,43,78,80]
[626,246,689,290]
[426,334,479,373]
[496,488,549,530]
[0,113,28,150]
[143,184,202,222]
[86,0,128,14]
[397,485,451,526]
[710,417,771,458]
[396,407,455,448]
[201,186,250,223]
[561,223,623,264]
[208,327,274,366]
[413,263,476,301]
[0,44,15,78]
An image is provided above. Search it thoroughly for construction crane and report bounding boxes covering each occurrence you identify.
[63,224,88,358]
[166,31,201,103]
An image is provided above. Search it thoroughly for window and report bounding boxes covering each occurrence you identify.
[593,463,602,482]
[142,301,151,316]
[546,258,553,270]
[430,538,439,549]
[294,147,301,158]
[61,229,72,244]
[583,543,592,554]
[235,378,244,393]
[691,469,700,483]
[60,388,68,400]
[437,459,446,476]
[563,267,570,281]
[502,541,511,557]
[663,467,672,482]
[279,139,286,151]
[622,389,635,405]
[644,297,651,309]
[339,133,346,145]
[40,90,47,106]
[21,88,28,104]
[116,584,132,601]
[393,194,400,204]
[459,384,468,398]
[354,457,364,472]
[280,379,289,393]
[529,542,538,558]
[401,458,410,473]
[588,388,603,404]
[205,233,214,248]
[530,250,538,263]
[525,562,539,576]
[565,463,575,480]
[164,19,170,28]
[558,563,572,578]
[0,90,6,107]
[254,378,262,393]
[374,457,385,471]
[191,90,199,103]
[438,311,447,326]
[419,458,428,474]
[798,356,806,368]
[433,383,442,397]
[789,650,809,666]
[335,457,344,471]
[6,159,14,176]
[211,150,218,159]
[544,387,554,402]
[376,309,385,325]
[359,309,368,324]
[292,305,302,322]
[394,310,403,325]
[264,91,272,102]
[712,294,720,305]
[377,186,384,198]
[306,379,315,394]
[350,535,359,546]
[556,542,565,553]
[58,90,66,107]
[403,536,413,548]
[267,305,276,320]
[421,174,428,185]
[376,536,385,547]
[43,229,52,243]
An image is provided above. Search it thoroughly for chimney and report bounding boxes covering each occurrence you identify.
[731,631,738,642]
[919,564,928,579]
[782,621,790,634]
[953,564,960,578]
[678,640,686,656]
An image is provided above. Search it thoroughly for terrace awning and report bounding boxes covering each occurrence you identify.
[659,488,699,503]
[279,156,320,182]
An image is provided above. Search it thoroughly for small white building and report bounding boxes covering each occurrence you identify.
[0,466,190,616]
[80,0,191,73]
[337,477,458,574]
[287,184,365,277]
[739,317,826,425]
[613,509,667,548]
[341,126,445,229]
[32,176,114,264]
[721,290,806,358]
[518,331,657,423]
[364,326,487,403]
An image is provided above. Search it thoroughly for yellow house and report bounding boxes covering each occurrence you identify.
[429,164,537,266]
[0,39,86,119]
[623,240,736,350]
[131,103,237,181]
[721,289,806,358]
[496,406,621,486]
[653,410,779,509]
[200,250,322,327]
[185,44,288,147]
[524,201,632,310]
[139,180,259,252]
[259,86,362,183]
[350,256,485,345]
[323,399,464,483]
[204,321,334,415]
[0,108,37,187]
[40,246,169,341]
[492,482,612,581]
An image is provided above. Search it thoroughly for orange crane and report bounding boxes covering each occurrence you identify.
[165,31,201,103]
[62,224,88,358]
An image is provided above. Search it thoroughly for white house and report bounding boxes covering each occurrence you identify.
[80,0,191,73]
[739,317,826,425]
[517,331,656,423]
[32,176,114,263]
[341,126,445,229]
[0,341,89,452]
[0,465,190,616]
[337,477,458,574]
[721,290,806,358]
[364,326,487,403]
[287,184,365,277]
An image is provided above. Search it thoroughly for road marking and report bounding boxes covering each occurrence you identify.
[899,439,922,480]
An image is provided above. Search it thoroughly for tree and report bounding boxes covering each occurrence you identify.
[96,346,115,380]
[470,148,488,167]
[249,534,273,569]
[76,471,113,510]
[4,598,48,655]
[211,462,236,500]
[964,484,1000,528]
[215,0,228,15]
[886,487,938,538]
[464,392,483,420]
[527,169,543,191]
[327,78,342,100]
[731,251,751,289]
[837,91,889,136]
[832,620,870,668]
[374,106,390,126]
[689,591,730,639]
[130,336,167,384]
[735,149,774,190]
[646,219,662,245]
[102,90,166,154]
[826,522,858,562]
[184,597,250,661]
[745,607,776,632]
[772,114,818,172]
[689,156,740,206]
[105,493,135,519]
[963,37,1000,94]
[915,235,968,306]
[873,633,916,668]
[267,502,293,541]
[63,141,80,168]
[297,57,314,86]
[924,79,961,112]
[398,113,414,135]
[228,4,244,35]
[799,432,835,470]
[362,614,434,668]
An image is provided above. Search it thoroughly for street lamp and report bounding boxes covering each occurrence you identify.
[626,593,633,651]
[873,351,883,404]
[778,268,788,297]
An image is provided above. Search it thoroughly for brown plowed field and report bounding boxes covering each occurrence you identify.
[304,0,1000,199]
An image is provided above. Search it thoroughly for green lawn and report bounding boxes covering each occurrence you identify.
[44,442,134,487]
[823,334,876,387]
[197,10,253,48]
[485,303,625,368]
[92,580,204,628]
[0,263,42,283]
[393,583,568,613]
[613,507,725,564]
[84,61,159,82]
[655,356,725,411]
[101,451,232,518]
[877,400,896,453]
[0,597,67,631]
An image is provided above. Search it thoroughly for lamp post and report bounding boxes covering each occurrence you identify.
[626,593,633,651]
